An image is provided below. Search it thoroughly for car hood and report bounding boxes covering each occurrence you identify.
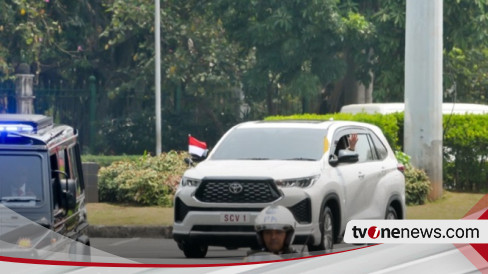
[184,160,322,180]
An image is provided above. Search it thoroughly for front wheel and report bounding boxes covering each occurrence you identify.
[180,242,208,258]
[385,206,398,220]
[308,206,334,253]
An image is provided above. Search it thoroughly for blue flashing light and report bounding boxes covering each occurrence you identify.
[0,124,35,133]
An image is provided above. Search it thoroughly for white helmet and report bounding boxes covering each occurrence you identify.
[255,205,297,248]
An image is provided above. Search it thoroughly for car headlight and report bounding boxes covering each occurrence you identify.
[180,177,201,187]
[275,175,319,188]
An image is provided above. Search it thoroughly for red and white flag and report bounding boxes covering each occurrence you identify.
[188,135,207,157]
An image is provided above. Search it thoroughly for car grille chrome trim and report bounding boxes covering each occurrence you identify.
[194,179,282,203]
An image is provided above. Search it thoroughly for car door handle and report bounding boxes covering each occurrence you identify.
[358,172,365,179]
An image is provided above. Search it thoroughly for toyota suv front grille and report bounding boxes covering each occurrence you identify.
[194,179,281,203]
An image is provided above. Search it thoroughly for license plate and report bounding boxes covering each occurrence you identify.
[220,213,250,224]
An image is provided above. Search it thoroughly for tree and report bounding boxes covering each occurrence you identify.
[217,0,488,113]
[98,0,251,152]
[366,0,488,104]
[215,0,377,113]
[0,0,105,83]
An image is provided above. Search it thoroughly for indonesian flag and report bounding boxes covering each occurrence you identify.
[189,135,207,157]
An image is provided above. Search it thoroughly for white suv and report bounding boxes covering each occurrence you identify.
[173,120,405,258]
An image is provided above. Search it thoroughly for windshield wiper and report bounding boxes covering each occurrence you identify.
[239,157,271,160]
[284,157,316,161]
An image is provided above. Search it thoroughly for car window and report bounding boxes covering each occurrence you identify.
[355,134,375,163]
[210,127,327,161]
[370,132,388,160]
[334,135,349,156]
[0,155,44,206]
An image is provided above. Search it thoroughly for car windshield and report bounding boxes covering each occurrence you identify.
[210,127,326,161]
[0,155,43,207]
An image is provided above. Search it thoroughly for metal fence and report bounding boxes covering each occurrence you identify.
[0,77,97,152]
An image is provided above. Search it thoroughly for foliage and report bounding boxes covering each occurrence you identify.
[404,166,431,206]
[95,0,251,152]
[394,150,411,166]
[81,154,141,167]
[394,150,431,206]
[98,151,188,206]
[443,114,488,192]
[2,0,488,156]
[215,0,376,113]
[0,0,104,81]
[444,47,488,104]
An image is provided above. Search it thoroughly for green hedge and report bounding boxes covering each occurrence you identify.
[97,151,188,206]
[443,114,488,192]
[82,155,141,167]
[267,112,488,193]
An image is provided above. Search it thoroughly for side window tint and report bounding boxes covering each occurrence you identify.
[355,134,374,163]
[370,133,388,160]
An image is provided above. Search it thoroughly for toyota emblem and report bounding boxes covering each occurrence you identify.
[229,182,243,194]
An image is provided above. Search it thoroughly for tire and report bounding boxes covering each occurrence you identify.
[385,205,398,220]
[308,206,334,253]
[68,241,91,262]
[181,242,208,258]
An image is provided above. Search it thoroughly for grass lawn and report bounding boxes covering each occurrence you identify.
[86,203,174,226]
[407,191,486,219]
[86,191,488,226]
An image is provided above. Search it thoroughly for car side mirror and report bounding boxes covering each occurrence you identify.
[190,151,207,163]
[338,149,359,163]
[62,190,76,211]
[53,170,77,211]
[184,157,194,167]
[329,154,339,167]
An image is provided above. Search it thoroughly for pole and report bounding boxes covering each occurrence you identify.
[14,63,35,114]
[89,75,97,150]
[404,0,443,200]
[155,0,162,155]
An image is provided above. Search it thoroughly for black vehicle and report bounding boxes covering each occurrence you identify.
[0,114,90,261]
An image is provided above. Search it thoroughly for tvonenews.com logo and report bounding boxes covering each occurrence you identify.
[368,226,380,239]
[344,220,488,244]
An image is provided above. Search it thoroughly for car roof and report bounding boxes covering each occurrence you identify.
[0,114,75,147]
[235,120,375,130]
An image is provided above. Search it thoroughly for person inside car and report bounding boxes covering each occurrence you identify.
[347,133,358,151]
[11,174,36,197]
[335,133,358,155]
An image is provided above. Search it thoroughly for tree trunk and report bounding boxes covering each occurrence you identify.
[266,84,276,115]
[325,51,374,113]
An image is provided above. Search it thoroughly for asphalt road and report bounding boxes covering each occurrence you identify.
[90,238,362,265]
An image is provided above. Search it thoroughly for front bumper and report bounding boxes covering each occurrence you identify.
[172,197,318,248]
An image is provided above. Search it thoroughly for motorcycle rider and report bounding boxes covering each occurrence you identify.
[252,205,298,255]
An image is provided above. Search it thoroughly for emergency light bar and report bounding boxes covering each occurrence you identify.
[0,114,53,134]
[0,124,35,133]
